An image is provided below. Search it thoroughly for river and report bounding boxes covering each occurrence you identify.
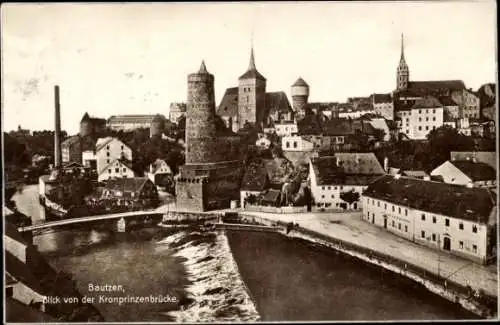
[11,185,479,321]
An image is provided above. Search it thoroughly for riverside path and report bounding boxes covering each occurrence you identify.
[239,210,498,298]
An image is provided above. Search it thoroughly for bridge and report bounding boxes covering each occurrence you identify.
[18,210,164,233]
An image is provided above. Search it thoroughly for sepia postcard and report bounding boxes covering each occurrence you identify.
[1,1,499,323]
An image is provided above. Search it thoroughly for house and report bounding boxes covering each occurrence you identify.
[362,175,497,264]
[146,159,172,185]
[240,160,270,208]
[101,177,159,208]
[450,151,497,171]
[169,102,187,124]
[396,96,444,140]
[309,153,385,211]
[98,158,135,183]
[451,88,481,119]
[274,120,298,137]
[281,135,314,152]
[82,149,96,169]
[259,189,282,207]
[61,134,95,165]
[95,137,133,180]
[430,159,496,189]
[366,118,391,141]
[372,93,394,120]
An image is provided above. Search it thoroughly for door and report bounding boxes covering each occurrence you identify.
[383,217,387,229]
[443,237,451,251]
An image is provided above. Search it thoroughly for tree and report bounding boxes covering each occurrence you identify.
[340,190,360,206]
[373,128,386,143]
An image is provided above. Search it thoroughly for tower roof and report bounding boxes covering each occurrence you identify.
[292,77,309,87]
[81,112,90,122]
[199,60,208,73]
[398,33,408,69]
[239,46,266,81]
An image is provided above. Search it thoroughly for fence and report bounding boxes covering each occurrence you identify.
[290,225,497,314]
[244,205,307,214]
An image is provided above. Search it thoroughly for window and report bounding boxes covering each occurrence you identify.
[107,152,110,157]
[433,117,436,121]
[432,234,436,241]
[321,195,325,198]
[418,126,422,131]
[392,221,395,227]
[459,223,464,230]
[419,110,422,114]
[472,225,477,233]
[398,207,401,214]
[432,216,436,223]
[392,206,395,212]
[331,195,334,199]
[107,145,110,150]
[426,117,429,122]
[121,145,124,150]
[286,142,290,148]
[398,223,401,230]
[377,202,380,207]
[405,209,408,216]
[115,168,119,173]
[322,186,325,190]
[473,245,477,253]
[425,126,429,130]
[459,241,464,249]
[384,203,387,210]
[421,230,425,238]
[405,225,408,232]
[123,168,126,173]
[433,109,436,114]
[445,218,450,227]
[419,117,422,122]
[107,159,110,164]
[108,169,111,174]
[421,214,425,221]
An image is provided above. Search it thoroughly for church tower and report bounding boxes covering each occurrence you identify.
[396,33,410,90]
[238,46,266,130]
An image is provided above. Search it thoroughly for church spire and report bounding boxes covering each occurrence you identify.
[248,46,256,71]
[400,33,405,61]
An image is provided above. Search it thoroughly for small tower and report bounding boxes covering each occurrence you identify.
[396,33,410,90]
[54,85,62,168]
[238,45,267,130]
[80,112,93,137]
[291,77,310,116]
[150,114,165,139]
[185,60,217,164]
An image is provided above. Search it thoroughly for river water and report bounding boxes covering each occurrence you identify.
[11,185,478,321]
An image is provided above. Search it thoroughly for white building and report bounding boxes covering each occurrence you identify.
[282,135,314,152]
[372,93,394,120]
[107,115,164,131]
[362,175,497,264]
[430,159,496,189]
[309,153,385,211]
[98,158,135,182]
[274,121,298,137]
[338,110,374,119]
[82,150,96,169]
[146,159,172,184]
[397,96,444,140]
[95,137,133,180]
[169,102,186,124]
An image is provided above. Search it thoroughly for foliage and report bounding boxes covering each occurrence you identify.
[372,128,386,143]
[340,190,360,205]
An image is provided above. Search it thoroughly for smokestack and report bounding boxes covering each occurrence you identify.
[54,85,62,168]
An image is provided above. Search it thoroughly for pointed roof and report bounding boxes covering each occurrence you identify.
[292,77,309,87]
[398,33,408,69]
[81,112,90,122]
[239,46,266,81]
[199,60,208,73]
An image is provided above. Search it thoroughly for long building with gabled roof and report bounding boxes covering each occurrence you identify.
[362,174,497,264]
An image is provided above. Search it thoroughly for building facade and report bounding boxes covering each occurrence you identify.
[372,93,394,120]
[107,115,163,131]
[282,135,314,152]
[95,137,133,181]
[309,153,385,211]
[396,96,444,140]
[430,160,497,189]
[98,158,135,183]
[362,175,497,264]
[169,102,187,124]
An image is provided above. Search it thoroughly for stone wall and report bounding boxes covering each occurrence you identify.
[175,175,205,212]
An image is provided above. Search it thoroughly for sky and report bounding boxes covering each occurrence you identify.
[1,1,497,135]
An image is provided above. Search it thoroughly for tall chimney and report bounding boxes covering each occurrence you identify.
[54,85,62,168]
